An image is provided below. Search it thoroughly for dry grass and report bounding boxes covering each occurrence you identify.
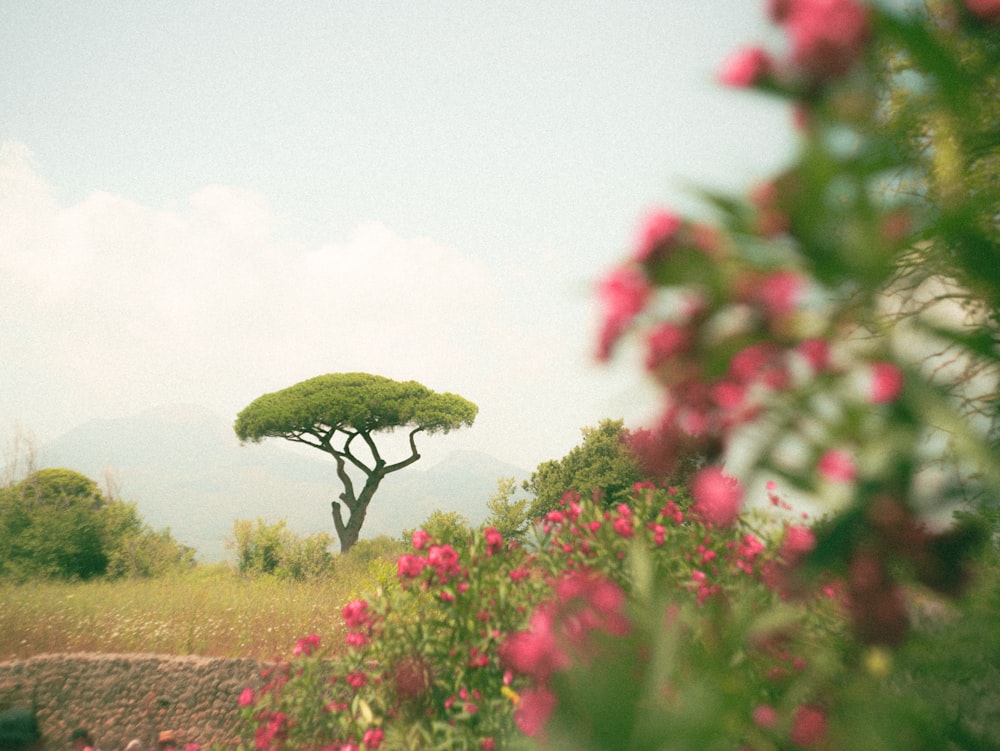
[0,559,392,661]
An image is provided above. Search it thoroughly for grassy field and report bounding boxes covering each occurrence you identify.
[0,556,396,662]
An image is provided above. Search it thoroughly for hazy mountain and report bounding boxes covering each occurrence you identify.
[39,404,529,561]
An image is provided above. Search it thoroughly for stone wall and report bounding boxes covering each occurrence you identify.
[0,654,271,751]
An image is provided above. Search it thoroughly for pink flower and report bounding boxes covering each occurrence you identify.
[238,687,255,708]
[719,46,772,87]
[342,598,370,629]
[597,266,651,360]
[796,338,830,373]
[613,515,634,538]
[869,361,904,403]
[428,544,461,577]
[645,322,691,371]
[691,466,744,527]
[784,0,871,80]
[346,671,367,689]
[484,526,504,555]
[344,631,368,648]
[966,0,1000,23]
[396,553,426,579]
[514,687,557,737]
[790,704,828,748]
[501,605,571,681]
[729,342,785,385]
[362,728,384,750]
[292,633,320,657]
[818,448,856,482]
[782,524,816,559]
[758,270,805,318]
[412,528,431,550]
[753,704,779,729]
[634,208,683,262]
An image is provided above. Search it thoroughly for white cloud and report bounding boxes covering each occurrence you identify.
[0,143,500,439]
[1,141,658,470]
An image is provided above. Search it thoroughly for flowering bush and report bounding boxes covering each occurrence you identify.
[240,2,1000,749]
[240,485,849,750]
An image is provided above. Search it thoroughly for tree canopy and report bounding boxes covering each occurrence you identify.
[523,419,679,520]
[234,373,478,552]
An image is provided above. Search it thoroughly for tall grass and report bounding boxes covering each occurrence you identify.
[0,552,398,661]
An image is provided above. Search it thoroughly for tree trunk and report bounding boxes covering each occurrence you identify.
[331,471,384,554]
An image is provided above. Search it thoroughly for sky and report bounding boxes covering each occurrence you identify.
[0,1,796,474]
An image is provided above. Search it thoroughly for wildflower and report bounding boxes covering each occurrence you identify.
[238,688,255,708]
[719,47,772,87]
[691,466,744,527]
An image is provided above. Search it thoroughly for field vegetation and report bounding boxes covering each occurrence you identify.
[0,536,405,662]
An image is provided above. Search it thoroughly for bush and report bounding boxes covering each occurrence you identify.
[229,518,336,580]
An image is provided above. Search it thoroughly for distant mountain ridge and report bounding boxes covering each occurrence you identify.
[39,404,529,561]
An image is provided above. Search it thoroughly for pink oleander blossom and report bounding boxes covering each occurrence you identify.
[818,448,857,482]
[783,0,871,80]
[396,553,426,579]
[691,466,744,527]
[634,208,683,262]
[412,528,431,550]
[238,687,255,708]
[514,687,557,737]
[966,0,1000,23]
[292,633,321,657]
[428,544,462,578]
[796,338,830,373]
[758,270,805,319]
[484,526,504,555]
[753,704,779,729]
[342,598,371,629]
[869,361,904,403]
[782,525,816,558]
[597,266,651,360]
[719,46,772,87]
[501,605,571,681]
[645,321,691,371]
[362,728,384,750]
[790,704,828,748]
